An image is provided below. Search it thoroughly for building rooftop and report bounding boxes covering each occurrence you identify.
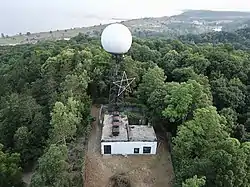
[101,114,129,142]
[101,114,157,142]
[128,125,157,142]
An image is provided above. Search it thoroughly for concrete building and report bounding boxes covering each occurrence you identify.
[63,38,71,41]
[212,26,222,32]
[101,113,157,155]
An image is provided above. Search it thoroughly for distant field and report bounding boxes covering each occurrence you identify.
[0,25,106,45]
[0,16,178,46]
[0,17,165,45]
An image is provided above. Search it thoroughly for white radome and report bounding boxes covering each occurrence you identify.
[101,23,132,54]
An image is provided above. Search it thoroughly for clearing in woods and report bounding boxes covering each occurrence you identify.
[84,105,174,187]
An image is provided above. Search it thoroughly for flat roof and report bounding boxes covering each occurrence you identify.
[101,114,157,142]
[128,125,157,142]
[101,114,129,142]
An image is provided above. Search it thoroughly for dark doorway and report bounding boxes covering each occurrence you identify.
[104,145,111,154]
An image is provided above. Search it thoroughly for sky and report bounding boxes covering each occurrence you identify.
[0,0,250,35]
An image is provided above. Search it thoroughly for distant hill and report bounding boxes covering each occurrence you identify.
[177,10,250,20]
[1,10,250,45]
[131,10,250,38]
[179,27,250,50]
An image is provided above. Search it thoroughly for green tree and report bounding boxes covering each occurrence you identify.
[206,49,247,81]
[147,84,169,121]
[210,77,246,110]
[159,50,180,80]
[0,144,22,187]
[30,144,70,187]
[137,66,166,104]
[173,107,228,185]
[41,49,79,108]
[0,93,46,166]
[50,97,80,144]
[219,108,238,134]
[59,63,92,134]
[172,67,198,82]
[163,80,212,122]
[61,64,90,98]
[14,126,32,166]
[182,53,210,74]
[120,56,145,89]
[182,175,206,187]
[207,138,249,187]
[242,142,250,185]
[129,42,161,63]
[173,106,250,187]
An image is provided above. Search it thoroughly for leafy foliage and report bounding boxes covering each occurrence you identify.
[182,175,206,187]
[1,28,250,187]
[30,144,69,187]
[163,80,212,122]
[0,144,23,187]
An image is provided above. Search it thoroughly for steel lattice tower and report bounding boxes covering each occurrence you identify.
[108,54,135,111]
[108,55,123,105]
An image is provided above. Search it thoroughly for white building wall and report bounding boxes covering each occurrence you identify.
[101,141,157,155]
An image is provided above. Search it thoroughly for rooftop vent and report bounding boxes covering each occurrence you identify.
[111,113,121,136]
[113,111,120,116]
[112,120,121,136]
[113,116,120,122]
[113,121,121,126]
[112,125,119,136]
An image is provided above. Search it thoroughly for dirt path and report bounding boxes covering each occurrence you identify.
[84,105,104,187]
[22,171,33,185]
[84,105,174,187]
[87,105,101,153]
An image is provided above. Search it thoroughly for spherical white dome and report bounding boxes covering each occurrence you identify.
[101,23,132,54]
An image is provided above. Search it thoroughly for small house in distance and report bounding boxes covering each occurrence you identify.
[101,112,157,155]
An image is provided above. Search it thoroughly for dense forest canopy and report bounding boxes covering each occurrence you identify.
[179,27,250,50]
[0,27,250,187]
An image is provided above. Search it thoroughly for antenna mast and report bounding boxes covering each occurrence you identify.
[101,23,135,112]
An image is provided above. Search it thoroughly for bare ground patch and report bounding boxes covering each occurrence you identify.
[84,106,174,187]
